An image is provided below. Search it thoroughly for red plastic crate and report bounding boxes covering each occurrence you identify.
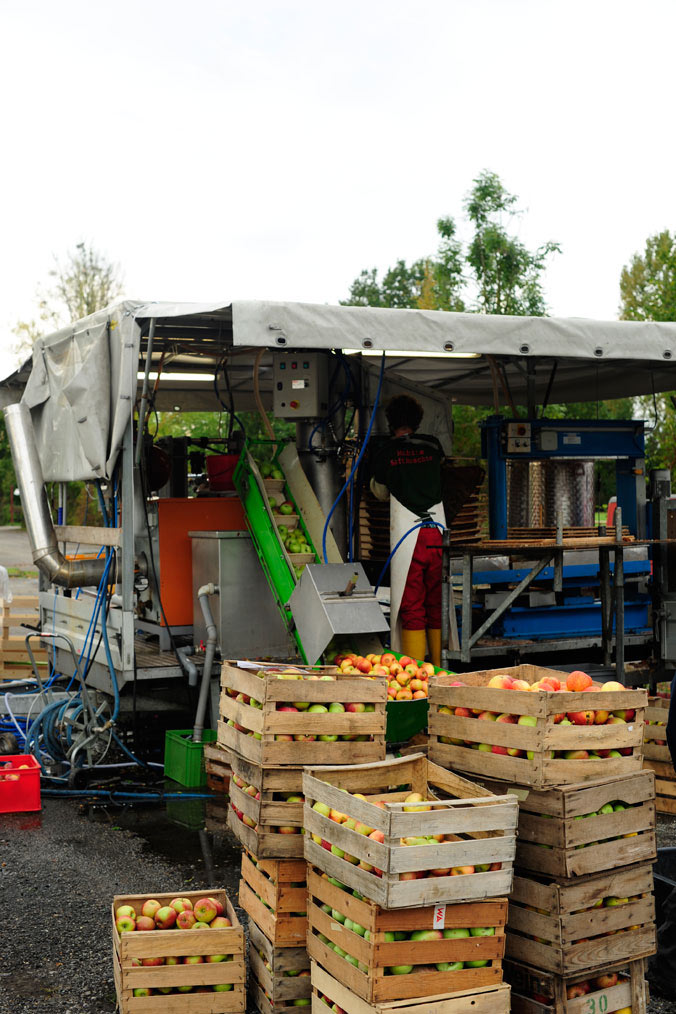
[0,754,41,813]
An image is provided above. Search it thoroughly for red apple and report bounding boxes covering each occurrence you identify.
[177,910,197,930]
[155,906,177,929]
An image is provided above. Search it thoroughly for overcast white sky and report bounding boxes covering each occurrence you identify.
[1,0,674,377]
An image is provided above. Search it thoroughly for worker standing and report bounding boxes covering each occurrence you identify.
[370,395,446,666]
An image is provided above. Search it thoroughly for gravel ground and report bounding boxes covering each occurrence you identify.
[1,798,675,1013]
[0,797,244,1014]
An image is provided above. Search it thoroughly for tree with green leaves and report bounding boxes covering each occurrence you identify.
[464,171,560,315]
[342,170,559,318]
[620,230,676,322]
[619,230,676,471]
[13,241,123,355]
[343,171,560,458]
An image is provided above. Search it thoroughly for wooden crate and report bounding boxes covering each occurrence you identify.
[506,862,656,975]
[429,664,647,788]
[205,743,231,794]
[219,661,386,766]
[302,753,517,909]
[226,749,304,859]
[311,962,511,1014]
[249,917,310,1013]
[239,851,308,946]
[307,865,506,1002]
[0,596,48,681]
[505,956,648,1014]
[642,696,676,812]
[643,695,669,762]
[112,890,245,1012]
[481,771,656,878]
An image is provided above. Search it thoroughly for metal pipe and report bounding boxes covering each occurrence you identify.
[193,583,219,741]
[4,403,108,588]
[177,646,198,688]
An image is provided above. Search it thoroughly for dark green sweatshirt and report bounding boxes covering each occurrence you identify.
[372,433,444,515]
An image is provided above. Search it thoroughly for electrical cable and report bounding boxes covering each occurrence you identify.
[321,352,386,564]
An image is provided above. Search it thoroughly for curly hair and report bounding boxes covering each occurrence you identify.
[385,395,424,433]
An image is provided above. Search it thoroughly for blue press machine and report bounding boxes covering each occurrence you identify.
[472,417,651,642]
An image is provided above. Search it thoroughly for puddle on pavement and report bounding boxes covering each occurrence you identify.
[82,789,242,890]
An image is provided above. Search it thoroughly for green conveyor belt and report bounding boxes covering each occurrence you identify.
[233,448,320,662]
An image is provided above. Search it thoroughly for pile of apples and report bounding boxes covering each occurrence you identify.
[258,461,285,481]
[333,652,452,701]
[230,773,303,835]
[224,669,379,743]
[437,670,640,759]
[115,896,235,997]
[310,793,501,881]
[316,908,496,975]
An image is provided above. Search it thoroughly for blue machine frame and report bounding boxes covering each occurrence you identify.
[481,417,646,540]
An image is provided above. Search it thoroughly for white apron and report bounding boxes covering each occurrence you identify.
[389,495,446,651]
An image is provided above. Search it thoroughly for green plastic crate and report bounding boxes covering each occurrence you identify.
[164,729,217,787]
[386,699,429,744]
[384,652,454,744]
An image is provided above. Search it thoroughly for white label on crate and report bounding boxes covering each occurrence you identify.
[433,905,446,929]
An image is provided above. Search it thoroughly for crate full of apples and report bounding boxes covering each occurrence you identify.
[312,962,512,1014]
[226,749,305,859]
[481,770,656,879]
[643,695,670,762]
[248,915,310,1014]
[303,752,517,909]
[505,955,648,1014]
[239,852,308,947]
[219,661,386,766]
[112,889,245,1011]
[643,695,676,813]
[429,665,647,789]
[506,863,655,974]
[307,865,507,1002]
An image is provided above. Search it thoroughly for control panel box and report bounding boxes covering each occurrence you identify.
[506,421,531,453]
[273,351,329,419]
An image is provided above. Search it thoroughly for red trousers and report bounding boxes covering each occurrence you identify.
[399,525,442,629]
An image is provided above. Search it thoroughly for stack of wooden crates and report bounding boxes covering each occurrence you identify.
[428,664,657,1014]
[302,752,517,1014]
[215,659,388,1014]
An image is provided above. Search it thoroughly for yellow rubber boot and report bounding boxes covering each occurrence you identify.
[400,628,427,664]
[426,628,441,668]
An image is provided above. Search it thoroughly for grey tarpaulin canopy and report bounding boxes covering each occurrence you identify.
[2,298,676,482]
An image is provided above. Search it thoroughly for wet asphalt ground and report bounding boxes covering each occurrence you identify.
[1,527,676,1012]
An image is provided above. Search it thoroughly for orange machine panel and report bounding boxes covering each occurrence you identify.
[157,497,246,626]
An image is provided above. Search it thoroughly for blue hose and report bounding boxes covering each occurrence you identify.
[374,520,446,596]
[322,352,386,564]
[42,788,214,800]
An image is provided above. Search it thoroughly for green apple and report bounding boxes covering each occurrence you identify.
[436,961,464,971]
[388,965,413,975]
[443,928,470,939]
[470,927,495,937]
